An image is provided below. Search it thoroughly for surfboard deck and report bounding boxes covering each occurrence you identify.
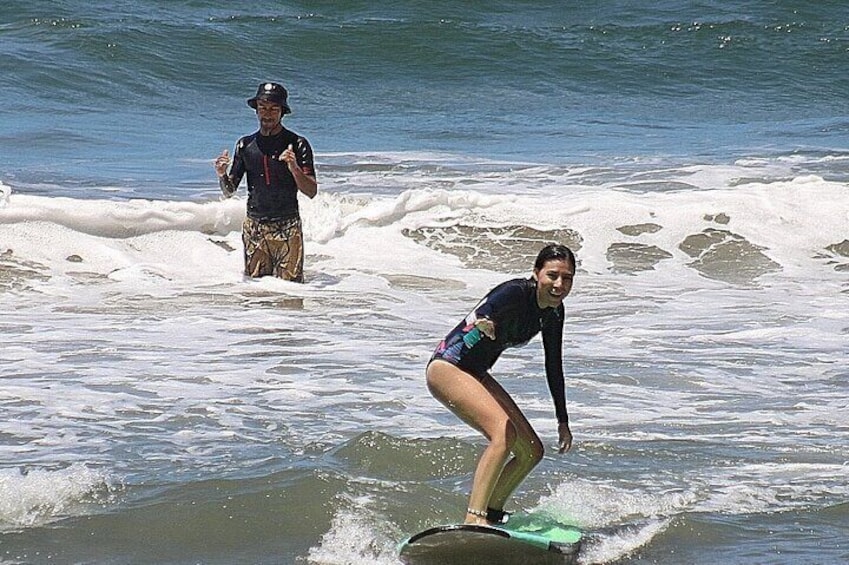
[399,514,581,565]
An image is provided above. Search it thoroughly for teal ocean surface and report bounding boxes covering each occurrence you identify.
[3,0,848,198]
[1,2,848,564]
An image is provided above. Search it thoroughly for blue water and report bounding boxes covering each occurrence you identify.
[2,2,848,564]
[2,1,848,198]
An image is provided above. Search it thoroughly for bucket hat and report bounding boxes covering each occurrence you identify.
[247,82,292,114]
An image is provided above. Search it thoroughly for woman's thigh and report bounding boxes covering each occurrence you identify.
[480,374,542,456]
[426,360,510,439]
[426,361,540,452]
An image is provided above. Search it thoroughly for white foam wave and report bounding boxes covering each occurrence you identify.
[579,520,670,565]
[2,167,847,287]
[533,480,684,564]
[537,479,696,529]
[533,456,849,563]
[0,168,849,284]
[306,497,401,565]
[0,465,117,529]
[0,193,243,238]
[0,180,10,208]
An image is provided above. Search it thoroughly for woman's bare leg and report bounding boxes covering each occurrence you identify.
[426,360,542,524]
[483,384,544,513]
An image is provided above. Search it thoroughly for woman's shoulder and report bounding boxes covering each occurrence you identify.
[482,277,535,310]
[490,276,534,293]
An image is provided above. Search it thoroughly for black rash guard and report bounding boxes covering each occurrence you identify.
[224,127,316,221]
[430,277,568,424]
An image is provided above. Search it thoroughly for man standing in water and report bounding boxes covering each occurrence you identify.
[214,82,318,282]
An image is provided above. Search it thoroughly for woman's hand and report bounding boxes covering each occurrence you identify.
[557,422,573,453]
[474,318,496,340]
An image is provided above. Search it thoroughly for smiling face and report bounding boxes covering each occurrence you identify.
[533,258,575,309]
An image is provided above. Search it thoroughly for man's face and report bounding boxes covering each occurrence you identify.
[256,100,282,131]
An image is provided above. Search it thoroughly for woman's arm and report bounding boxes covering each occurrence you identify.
[542,307,572,452]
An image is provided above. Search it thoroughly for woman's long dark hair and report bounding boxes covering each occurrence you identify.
[534,244,576,271]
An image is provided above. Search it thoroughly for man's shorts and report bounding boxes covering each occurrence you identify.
[241,216,304,282]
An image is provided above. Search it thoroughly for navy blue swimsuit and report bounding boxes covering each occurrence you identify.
[430,277,568,423]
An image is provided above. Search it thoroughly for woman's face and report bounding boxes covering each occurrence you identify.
[534,258,575,309]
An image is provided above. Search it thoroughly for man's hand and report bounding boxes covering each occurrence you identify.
[279,144,298,172]
[214,149,231,177]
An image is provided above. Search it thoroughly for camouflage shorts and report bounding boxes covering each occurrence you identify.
[242,216,304,282]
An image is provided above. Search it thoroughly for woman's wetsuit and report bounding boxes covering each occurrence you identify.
[430,277,568,423]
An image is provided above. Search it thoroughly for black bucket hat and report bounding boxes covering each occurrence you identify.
[247,82,292,114]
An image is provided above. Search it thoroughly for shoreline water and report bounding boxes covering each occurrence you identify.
[3,158,847,563]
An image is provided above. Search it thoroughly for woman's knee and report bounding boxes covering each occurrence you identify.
[516,433,545,466]
[489,418,518,451]
[529,439,545,464]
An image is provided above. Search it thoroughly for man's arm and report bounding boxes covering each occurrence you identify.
[280,140,318,199]
[214,149,237,198]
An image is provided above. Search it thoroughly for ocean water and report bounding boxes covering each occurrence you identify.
[1,1,848,564]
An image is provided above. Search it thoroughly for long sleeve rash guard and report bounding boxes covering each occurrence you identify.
[431,277,568,424]
[222,127,316,222]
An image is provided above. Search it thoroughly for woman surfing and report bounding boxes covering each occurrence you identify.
[426,243,576,526]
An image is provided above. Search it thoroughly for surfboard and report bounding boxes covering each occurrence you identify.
[399,513,582,565]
